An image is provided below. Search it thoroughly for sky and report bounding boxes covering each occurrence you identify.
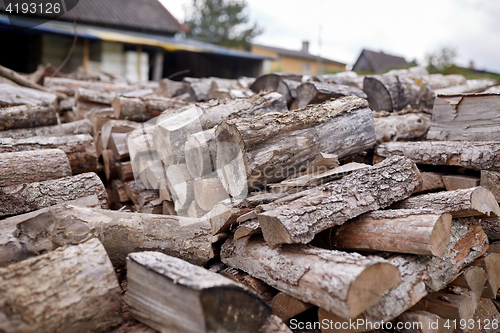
[162,0,500,73]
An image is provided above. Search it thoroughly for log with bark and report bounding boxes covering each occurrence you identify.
[331,209,452,257]
[257,156,421,248]
[363,74,435,111]
[221,235,402,319]
[276,79,301,108]
[250,73,302,93]
[101,119,141,152]
[193,175,230,211]
[0,149,72,187]
[125,251,271,333]
[43,77,132,94]
[442,174,480,191]
[295,81,367,108]
[374,112,431,142]
[0,134,97,174]
[434,79,496,95]
[375,141,500,171]
[391,187,500,218]
[0,172,107,218]
[427,93,500,141]
[0,118,93,139]
[425,73,466,89]
[314,71,364,88]
[215,96,376,196]
[0,104,58,131]
[112,179,130,203]
[0,238,122,333]
[182,77,214,102]
[480,170,500,203]
[0,83,58,107]
[75,87,116,105]
[112,95,189,122]
[159,78,187,97]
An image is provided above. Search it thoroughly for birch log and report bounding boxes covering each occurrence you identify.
[258,156,421,248]
[0,104,58,131]
[221,235,401,319]
[0,172,107,218]
[0,238,122,333]
[215,96,376,195]
[125,252,270,333]
[0,149,72,187]
[0,118,93,139]
[0,134,97,174]
[375,141,500,171]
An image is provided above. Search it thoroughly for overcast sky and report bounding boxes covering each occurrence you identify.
[163,0,500,73]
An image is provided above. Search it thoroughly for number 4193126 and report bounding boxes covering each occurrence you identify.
[5,2,62,14]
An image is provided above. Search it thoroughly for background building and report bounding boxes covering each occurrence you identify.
[352,49,408,74]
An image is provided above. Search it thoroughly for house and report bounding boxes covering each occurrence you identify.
[0,0,266,80]
[352,49,408,74]
[251,41,346,75]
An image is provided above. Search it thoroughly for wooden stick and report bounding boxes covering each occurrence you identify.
[0,118,93,139]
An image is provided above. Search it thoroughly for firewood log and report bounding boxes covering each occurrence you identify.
[0,118,92,139]
[166,164,194,211]
[449,266,488,302]
[363,73,435,111]
[193,175,229,211]
[425,73,466,89]
[374,112,431,142]
[0,83,58,107]
[0,172,107,218]
[109,132,129,161]
[427,93,500,141]
[0,134,97,174]
[75,87,115,105]
[159,78,187,97]
[271,292,314,321]
[182,77,214,101]
[434,79,495,95]
[112,95,188,122]
[102,150,117,181]
[116,161,134,182]
[471,253,500,299]
[295,81,367,108]
[0,149,72,187]
[44,77,131,94]
[375,141,500,171]
[442,174,480,191]
[209,201,252,235]
[250,73,302,93]
[314,71,363,88]
[391,187,500,218]
[139,198,163,214]
[123,180,148,205]
[0,104,58,131]
[332,209,452,257]
[234,219,261,240]
[258,156,421,248]
[414,172,446,194]
[162,200,176,216]
[112,179,130,203]
[480,170,500,203]
[86,107,115,133]
[258,315,292,333]
[101,119,141,151]
[221,235,402,319]
[125,252,270,333]
[0,238,122,333]
[276,79,301,108]
[0,195,101,267]
[215,96,376,195]
[137,189,159,208]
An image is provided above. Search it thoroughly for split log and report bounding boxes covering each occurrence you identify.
[442,174,480,191]
[375,141,500,171]
[116,161,134,182]
[112,95,188,122]
[391,187,500,218]
[0,149,72,187]
[0,118,92,139]
[159,78,187,97]
[102,149,118,180]
[363,74,435,111]
[101,119,141,151]
[86,107,115,133]
[336,220,488,327]
[234,219,261,240]
[109,132,130,161]
[209,201,252,235]
[59,97,74,111]
[0,104,58,131]
[250,73,302,93]
[259,315,292,333]
[0,195,101,267]
[193,176,229,211]
[185,128,217,178]
[208,78,253,100]
[276,79,301,107]
[414,172,445,194]
[0,134,97,174]
[395,311,453,333]
[434,79,496,95]
[123,180,147,205]
[374,112,431,142]
[449,266,488,302]
[295,81,367,108]
[0,238,122,333]
[137,190,159,208]
[187,200,206,218]
[427,93,500,141]
[182,77,214,101]
[215,96,376,195]
[163,200,176,216]
[125,251,270,333]
[0,172,107,218]
[481,170,500,202]
[0,83,57,107]
[112,179,130,203]
[166,164,194,211]
[471,253,500,299]
[258,156,420,248]
[221,235,401,319]
[332,209,452,256]
[272,292,314,321]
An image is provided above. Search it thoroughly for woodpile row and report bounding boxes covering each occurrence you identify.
[1,62,500,333]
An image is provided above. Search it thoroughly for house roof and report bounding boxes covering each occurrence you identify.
[0,0,187,35]
[353,49,408,73]
[253,44,345,66]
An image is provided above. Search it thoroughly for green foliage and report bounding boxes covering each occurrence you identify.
[184,0,263,51]
[425,46,458,73]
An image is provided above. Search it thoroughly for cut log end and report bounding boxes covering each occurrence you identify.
[259,213,293,249]
[430,212,453,257]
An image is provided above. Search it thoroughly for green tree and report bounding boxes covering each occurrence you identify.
[425,46,458,73]
[184,0,263,51]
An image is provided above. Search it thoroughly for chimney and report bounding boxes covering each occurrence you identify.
[469,60,474,70]
[302,41,309,53]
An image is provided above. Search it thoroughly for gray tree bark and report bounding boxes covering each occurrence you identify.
[0,104,58,131]
[0,119,93,139]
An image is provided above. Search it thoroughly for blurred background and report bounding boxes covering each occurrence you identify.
[1,0,499,81]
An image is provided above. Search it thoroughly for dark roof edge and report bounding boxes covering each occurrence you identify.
[157,0,189,33]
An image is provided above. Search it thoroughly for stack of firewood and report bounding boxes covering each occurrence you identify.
[1,62,500,333]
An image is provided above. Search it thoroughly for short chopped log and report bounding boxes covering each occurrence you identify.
[442,174,480,191]
[449,266,487,302]
[0,104,58,131]
[0,118,93,139]
[481,170,500,203]
[125,251,271,333]
[112,95,188,122]
[374,112,431,142]
[0,149,72,187]
[0,238,123,333]
[0,83,58,108]
[250,73,302,93]
[276,79,301,108]
[295,81,367,108]
[272,292,314,321]
[258,156,421,248]
[471,253,500,299]
[221,235,401,319]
